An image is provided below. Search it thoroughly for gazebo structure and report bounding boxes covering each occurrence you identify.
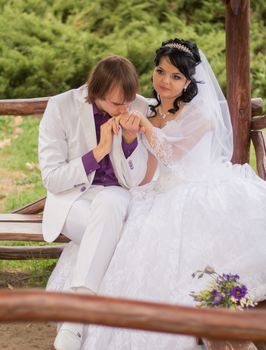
[226,0,252,164]
[0,1,265,349]
[225,0,265,176]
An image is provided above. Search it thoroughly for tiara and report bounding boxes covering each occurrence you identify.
[165,43,193,56]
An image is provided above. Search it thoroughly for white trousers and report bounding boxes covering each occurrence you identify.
[62,185,131,293]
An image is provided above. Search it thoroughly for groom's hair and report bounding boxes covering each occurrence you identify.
[87,55,139,103]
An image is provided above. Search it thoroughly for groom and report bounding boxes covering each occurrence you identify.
[38,55,149,350]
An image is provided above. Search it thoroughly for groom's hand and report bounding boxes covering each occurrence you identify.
[93,118,116,162]
[119,112,145,144]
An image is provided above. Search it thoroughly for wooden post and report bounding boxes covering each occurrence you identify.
[225,0,251,164]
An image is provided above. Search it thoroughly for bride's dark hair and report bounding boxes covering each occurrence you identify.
[150,38,201,116]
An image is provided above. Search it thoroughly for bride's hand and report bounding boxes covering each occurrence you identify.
[119,111,145,143]
[138,113,154,136]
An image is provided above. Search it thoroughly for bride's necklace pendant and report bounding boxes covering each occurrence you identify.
[161,112,169,119]
[158,107,170,119]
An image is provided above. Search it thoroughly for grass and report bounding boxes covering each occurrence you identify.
[0,115,51,288]
[0,258,57,288]
[249,143,256,170]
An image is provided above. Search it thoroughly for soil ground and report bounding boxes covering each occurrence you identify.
[0,322,56,350]
[0,272,56,350]
[0,116,57,349]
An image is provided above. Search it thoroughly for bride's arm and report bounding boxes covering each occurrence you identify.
[139,151,157,185]
[139,110,212,167]
[138,115,154,143]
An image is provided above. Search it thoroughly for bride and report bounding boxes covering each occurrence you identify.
[50,38,266,349]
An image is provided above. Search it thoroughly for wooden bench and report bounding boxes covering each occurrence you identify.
[0,98,69,260]
[0,196,69,260]
[0,97,265,350]
[0,97,265,261]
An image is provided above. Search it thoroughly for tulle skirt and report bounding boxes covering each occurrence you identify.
[48,163,266,349]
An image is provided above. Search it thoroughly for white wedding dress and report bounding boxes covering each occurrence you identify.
[47,53,266,349]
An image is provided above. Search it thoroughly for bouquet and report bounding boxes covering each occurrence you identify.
[190,266,256,310]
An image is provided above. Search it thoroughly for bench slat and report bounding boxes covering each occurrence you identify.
[0,214,42,222]
[12,196,46,214]
[203,339,258,349]
[0,245,65,260]
[0,222,43,240]
[0,222,69,242]
[255,343,266,350]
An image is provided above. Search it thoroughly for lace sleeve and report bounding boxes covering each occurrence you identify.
[147,104,212,168]
[150,128,176,166]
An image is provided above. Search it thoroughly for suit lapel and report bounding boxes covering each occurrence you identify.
[80,103,97,150]
[75,85,97,150]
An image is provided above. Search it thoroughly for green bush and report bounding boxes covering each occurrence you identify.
[0,0,265,100]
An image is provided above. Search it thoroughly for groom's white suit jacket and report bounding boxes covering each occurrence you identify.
[39,85,149,243]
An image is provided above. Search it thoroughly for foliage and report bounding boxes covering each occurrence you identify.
[0,0,265,99]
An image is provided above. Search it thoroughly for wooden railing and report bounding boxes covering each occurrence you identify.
[0,97,49,115]
[0,290,266,346]
[0,97,265,180]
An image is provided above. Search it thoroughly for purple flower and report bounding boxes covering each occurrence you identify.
[212,289,223,305]
[231,285,247,300]
[222,273,239,282]
[233,274,240,281]
[222,274,231,281]
[191,268,255,310]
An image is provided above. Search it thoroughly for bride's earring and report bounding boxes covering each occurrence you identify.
[183,81,191,93]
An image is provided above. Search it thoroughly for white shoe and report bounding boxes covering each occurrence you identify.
[54,328,82,350]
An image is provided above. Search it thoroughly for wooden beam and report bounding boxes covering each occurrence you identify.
[1,290,266,342]
[251,115,266,131]
[251,98,264,117]
[251,130,266,180]
[0,97,49,115]
[225,0,251,164]
[12,196,46,214]
[0,97,261,117]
